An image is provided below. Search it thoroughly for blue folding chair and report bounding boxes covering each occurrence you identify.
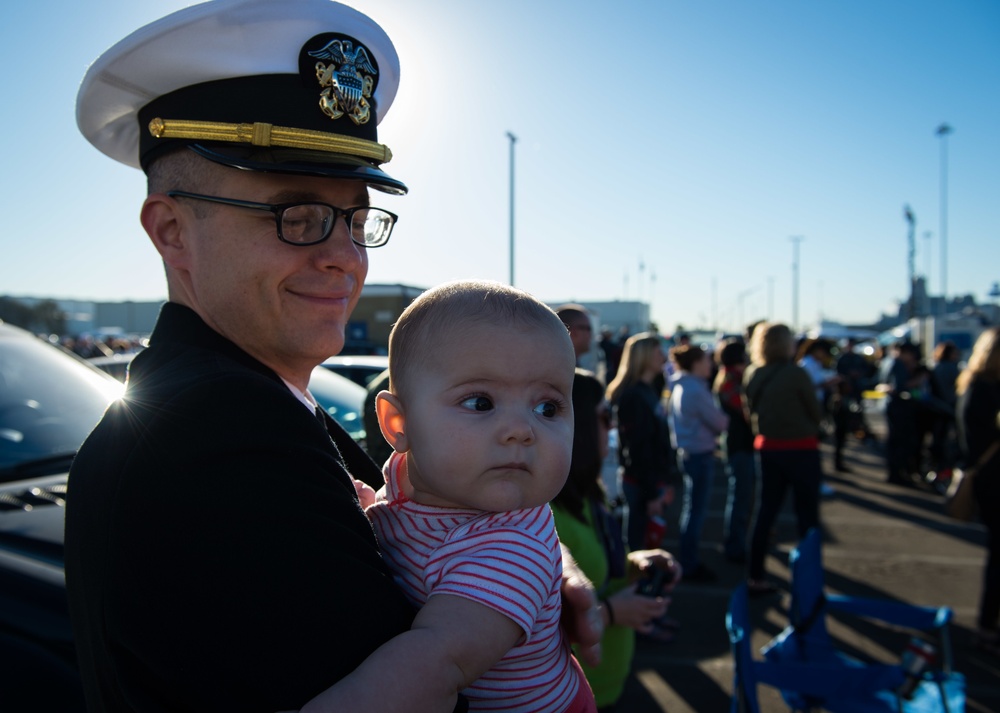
[759,528,965,712]
[728,582,870,713]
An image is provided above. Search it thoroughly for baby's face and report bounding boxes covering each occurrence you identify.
[398,320,575,512]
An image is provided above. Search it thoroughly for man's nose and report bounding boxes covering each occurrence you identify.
[313,215,364,269]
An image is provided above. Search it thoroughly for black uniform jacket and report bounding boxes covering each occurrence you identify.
[65,303,414,712]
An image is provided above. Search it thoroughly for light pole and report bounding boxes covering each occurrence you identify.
[649,270,657,328]
[936,123,953,313]
[711,277,718,331]
[506,131,517,286]
[904,204,916,319]
[736,286,761,333]
[790,236,804,332]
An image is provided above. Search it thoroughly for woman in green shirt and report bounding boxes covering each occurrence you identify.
[552,370,682,711]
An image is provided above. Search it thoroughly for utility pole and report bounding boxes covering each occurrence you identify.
[506,131,517,286]
[936,123,953,312]
[736,286,761,334]
[790,236,804,331]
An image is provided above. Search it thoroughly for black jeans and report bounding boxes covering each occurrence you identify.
[886,399,918,480]
[748,449,822,581]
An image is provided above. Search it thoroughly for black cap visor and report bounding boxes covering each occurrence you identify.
[189,143,407,195]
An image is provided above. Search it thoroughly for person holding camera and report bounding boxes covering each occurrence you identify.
[552,370,682,711]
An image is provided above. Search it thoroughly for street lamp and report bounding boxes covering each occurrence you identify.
[936,123,953,313]
[767,276,775,321]
[506,131,517,286]
[790,236,804,331]
[736,285,761,333]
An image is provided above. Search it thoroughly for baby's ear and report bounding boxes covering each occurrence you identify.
[375,391,409,453]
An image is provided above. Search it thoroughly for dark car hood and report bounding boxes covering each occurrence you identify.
[0,473,68,578]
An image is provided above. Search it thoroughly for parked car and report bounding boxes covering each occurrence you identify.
[0,324,369,709]
[306,364,368,444]
[0,322,125,710]
[319,354,389,388]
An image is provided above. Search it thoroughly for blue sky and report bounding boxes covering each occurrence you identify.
[2,0,997,334]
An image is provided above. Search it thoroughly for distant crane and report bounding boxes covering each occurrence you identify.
[904,205,916,319]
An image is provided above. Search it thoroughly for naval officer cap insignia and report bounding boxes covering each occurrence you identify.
[76,0,406,194]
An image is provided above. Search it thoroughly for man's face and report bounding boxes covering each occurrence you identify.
[172,167,370,380]
[397,320,575,513]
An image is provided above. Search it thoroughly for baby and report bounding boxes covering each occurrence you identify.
[367,279,596,712]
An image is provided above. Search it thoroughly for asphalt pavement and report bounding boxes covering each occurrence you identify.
[612,405,999,712]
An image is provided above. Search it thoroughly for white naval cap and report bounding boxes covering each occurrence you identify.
[76,0,406,194]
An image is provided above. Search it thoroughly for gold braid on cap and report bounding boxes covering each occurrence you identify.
[148,118,393,163]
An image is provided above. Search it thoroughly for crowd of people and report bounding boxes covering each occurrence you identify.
[584,313,999,656]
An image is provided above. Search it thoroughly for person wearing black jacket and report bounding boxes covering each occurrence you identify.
[956,327,1000,656]
[68,303,416,711]
[606,333,675,552]
[713,339,756,564]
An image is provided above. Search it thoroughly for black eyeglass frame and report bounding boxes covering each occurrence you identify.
[166,190,397,248]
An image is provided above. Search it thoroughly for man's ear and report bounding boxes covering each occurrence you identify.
[375,391,409,453]
[140,193,191,270]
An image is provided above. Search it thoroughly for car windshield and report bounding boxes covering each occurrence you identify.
[0,329,123,473]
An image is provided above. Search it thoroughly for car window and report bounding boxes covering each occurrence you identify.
[308,367,367,443]
[0,332,123,470]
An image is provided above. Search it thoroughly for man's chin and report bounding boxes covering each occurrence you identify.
[301,325,346,361]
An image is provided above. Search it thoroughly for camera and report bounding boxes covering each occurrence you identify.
[636,567,674,598]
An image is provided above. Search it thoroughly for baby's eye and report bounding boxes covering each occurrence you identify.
[534,400,559,418]
[460,395,494,412]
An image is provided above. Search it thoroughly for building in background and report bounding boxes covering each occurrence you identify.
[6,283,995,361]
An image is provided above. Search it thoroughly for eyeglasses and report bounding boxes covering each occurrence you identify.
[166,191,397,248]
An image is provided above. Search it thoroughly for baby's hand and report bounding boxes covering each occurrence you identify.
[353,479,377,509]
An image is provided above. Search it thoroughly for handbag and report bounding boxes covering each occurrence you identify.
[946,439,1000,522]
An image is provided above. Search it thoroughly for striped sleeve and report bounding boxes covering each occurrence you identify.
[426,507,561,640]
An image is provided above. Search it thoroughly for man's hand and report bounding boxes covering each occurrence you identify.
[559,544,603,666]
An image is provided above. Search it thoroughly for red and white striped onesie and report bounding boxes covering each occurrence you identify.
[366,452,594,713]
